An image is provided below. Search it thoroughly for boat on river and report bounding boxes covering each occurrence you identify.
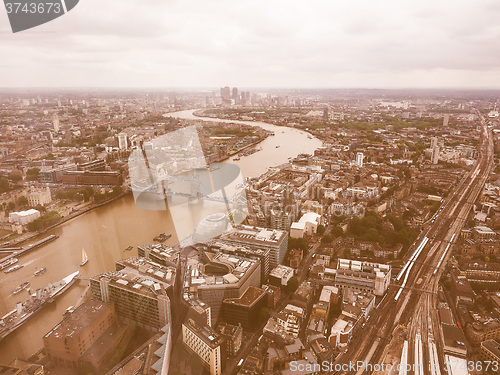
[12,282,30,295]
[79,248,88,267]
[34,267,47,276]
[4,264,23,274]
[153,233,171,242]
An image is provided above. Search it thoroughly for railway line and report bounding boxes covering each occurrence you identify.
[331,111,493,375]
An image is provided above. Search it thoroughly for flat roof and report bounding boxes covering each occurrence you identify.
[223,286,266,307]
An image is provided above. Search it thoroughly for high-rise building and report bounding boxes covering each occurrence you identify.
[443,114,450,126]
[431,137,438,149]
[431,146,440,164]
[221,286,267,331]
[220,87,231,103]
[90,257,174,331]
[118,132,128,150]
[52,114,59,131]
[232,87,238,100]
[182,318,226,375]
[356,152,364,167]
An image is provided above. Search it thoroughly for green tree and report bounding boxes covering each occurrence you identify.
[317,224,326,236]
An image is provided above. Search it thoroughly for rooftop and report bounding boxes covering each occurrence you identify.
[44,300,113,340]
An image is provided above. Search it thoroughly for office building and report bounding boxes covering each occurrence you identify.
[216,322,243,356]
[220,86,231,103]
[355,152,364,167]
[268,265,295,288]
[197,240,271,283]
[443,114,450,126]
[52,114,59,131]
[290,212,321,238]
[61,170,122,185]
[43,300,123,372]
[91,257,174,331]
[481,340,500,371]
[221,286,267,331]
[334,259,392,296]
[77,159,106,172]
[118,132,128,150]
[39,164,77,183]
[431,137,438,148]
[431,146,440,164]
[183,251,261,325]
[182,318,226,375]
[220,224,288,270]
[137,243,179,267]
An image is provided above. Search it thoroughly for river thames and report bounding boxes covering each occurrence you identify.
[0,110,322,363]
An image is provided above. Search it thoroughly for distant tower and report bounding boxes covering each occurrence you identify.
[118,133,128,150]
[356,152,364,167]
[220,87,231,103]
[431,137,438,149]
[443,114,449,126]
[323,106,329,120]
[431,146,440,164]
[232,87,238,101]
[52,114,60,132]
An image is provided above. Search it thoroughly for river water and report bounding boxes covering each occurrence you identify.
[0,110,322,363]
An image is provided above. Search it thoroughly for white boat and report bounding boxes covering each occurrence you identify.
[79,248,88,267]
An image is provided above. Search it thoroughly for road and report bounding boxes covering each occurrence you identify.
[332,112,493,375]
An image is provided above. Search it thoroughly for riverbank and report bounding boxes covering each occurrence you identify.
[1,191,130,252]
[193,108,327,143]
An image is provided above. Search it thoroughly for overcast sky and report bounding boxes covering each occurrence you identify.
[1,0,500,89]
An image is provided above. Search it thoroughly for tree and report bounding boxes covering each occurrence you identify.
[331,226,343,238]
[317,224,326,236]
[17,196,28,207]
[321,234,333,244]
[26,210,61,231]
[6,202,15,212]
[26,168,40,181]
[286,277,299,294]
[8,173,22,182]
[0,178,10,194]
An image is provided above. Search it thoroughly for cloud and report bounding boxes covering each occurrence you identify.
[1,0,500,88]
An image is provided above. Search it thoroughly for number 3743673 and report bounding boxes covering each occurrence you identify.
[5,2,62,14]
